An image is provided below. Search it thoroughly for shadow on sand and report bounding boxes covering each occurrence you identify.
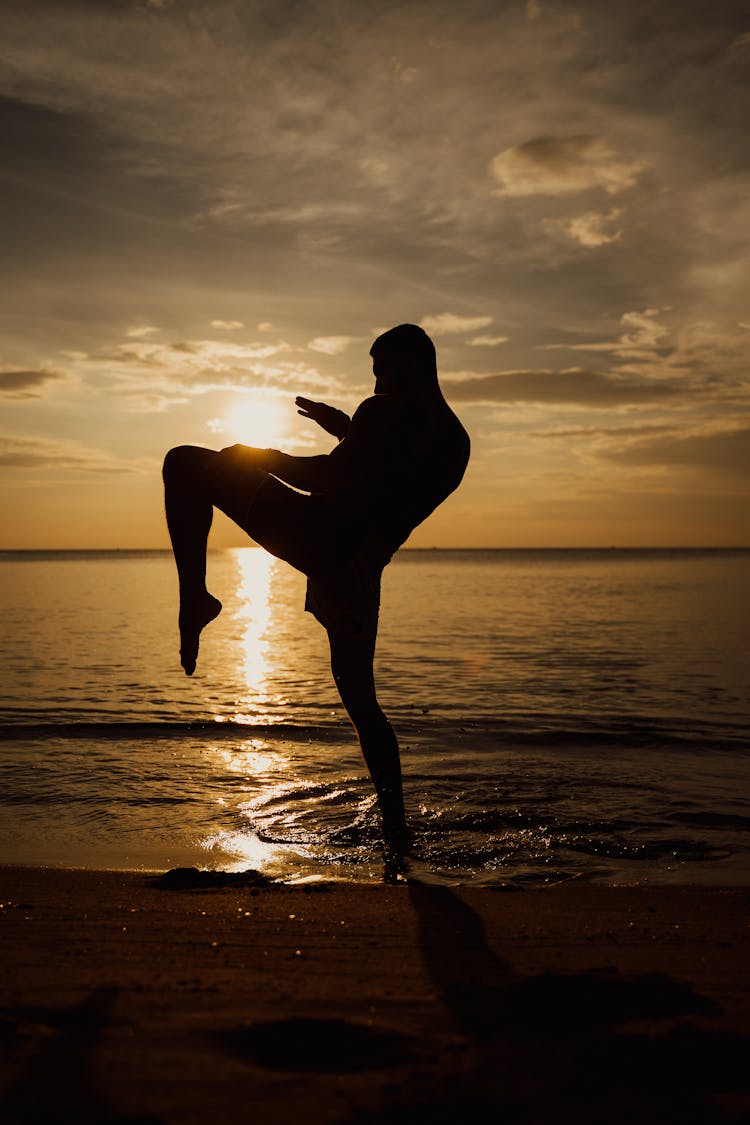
[352,879,748,1124]
[353,882,750,1125]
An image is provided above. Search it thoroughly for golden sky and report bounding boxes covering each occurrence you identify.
[1,0,749,548]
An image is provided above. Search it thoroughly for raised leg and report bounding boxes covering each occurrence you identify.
[163,442,320,675]
[162,446,224,675]
[327,629,408,855]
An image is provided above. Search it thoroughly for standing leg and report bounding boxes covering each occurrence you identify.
[327,629,408,851]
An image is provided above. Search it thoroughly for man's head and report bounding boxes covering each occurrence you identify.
[370,324,437,394]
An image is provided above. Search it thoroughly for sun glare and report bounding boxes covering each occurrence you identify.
[237,549,273,697]
[219,395,287,448]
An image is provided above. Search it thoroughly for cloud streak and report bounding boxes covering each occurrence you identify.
[307,336,357,355]
[0,435,140,473]
[420,313,494,335]
[443,368,685,407]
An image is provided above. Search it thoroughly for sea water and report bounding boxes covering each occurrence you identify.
[0,548,748,885]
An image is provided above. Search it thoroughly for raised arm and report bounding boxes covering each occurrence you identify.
[261,395,393,494]
[295,397,351,441]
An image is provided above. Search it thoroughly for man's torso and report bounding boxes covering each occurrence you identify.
[322,392,470,551]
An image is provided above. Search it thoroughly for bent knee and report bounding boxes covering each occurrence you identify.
[215,443,266,469]
[162,444,214,482]
[163,445,191,481]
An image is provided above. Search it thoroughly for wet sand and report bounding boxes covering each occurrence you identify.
[1,866,748,1124]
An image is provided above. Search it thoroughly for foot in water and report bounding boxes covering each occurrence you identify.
[179,591,222,675]
[382,822,412,883]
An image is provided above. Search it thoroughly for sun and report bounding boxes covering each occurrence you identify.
[214,394,288,448]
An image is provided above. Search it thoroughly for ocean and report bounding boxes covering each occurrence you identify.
[0,547,748,885]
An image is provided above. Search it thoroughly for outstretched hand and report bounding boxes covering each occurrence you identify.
[295,396,351,440]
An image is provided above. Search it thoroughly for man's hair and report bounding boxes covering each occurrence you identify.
[370,324,437,381]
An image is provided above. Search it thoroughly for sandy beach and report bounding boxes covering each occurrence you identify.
[1,867,748,1124]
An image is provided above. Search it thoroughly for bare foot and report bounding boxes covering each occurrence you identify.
[382,822,412,883]
[178,591,222,675]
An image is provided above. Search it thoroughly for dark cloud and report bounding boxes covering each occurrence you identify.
[0,93,134,225]
[605,425,750,474]
[2,0,748,317]
[443,369,684,406]
[0,95,96,176]
[0,368,66,397]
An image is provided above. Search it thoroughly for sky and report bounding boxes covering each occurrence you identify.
[1,0,749,548]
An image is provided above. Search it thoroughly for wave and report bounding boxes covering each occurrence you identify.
[1,713,747,755]
[0,719,353,744]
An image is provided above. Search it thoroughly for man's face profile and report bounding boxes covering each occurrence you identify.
[371,351,399,395]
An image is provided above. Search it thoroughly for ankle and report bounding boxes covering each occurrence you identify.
[178,581,208,601]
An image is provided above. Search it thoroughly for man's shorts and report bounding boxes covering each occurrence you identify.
[235,472,394,644]
[304,531,394,644]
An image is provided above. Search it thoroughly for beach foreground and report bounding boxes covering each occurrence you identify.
[1,868,748,1124]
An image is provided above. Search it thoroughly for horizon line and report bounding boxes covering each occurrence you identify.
[1,545,748,553]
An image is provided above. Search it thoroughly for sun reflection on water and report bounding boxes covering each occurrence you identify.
[202,550,349,878]
[237,547,273,700]
[213,740,280,777]
[201,825,294,875]
[204,552,300,870]
[215,548,281,725]
[200,737,297,872]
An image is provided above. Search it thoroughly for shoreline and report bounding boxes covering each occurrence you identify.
[3,857,750,888]
[2,866,748,1123]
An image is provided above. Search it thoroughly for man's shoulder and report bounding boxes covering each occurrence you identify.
[353,394,398,415]
[351,393,469,457]
[350,394,405,429]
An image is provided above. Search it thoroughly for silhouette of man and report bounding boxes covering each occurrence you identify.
[162,324,470,848]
